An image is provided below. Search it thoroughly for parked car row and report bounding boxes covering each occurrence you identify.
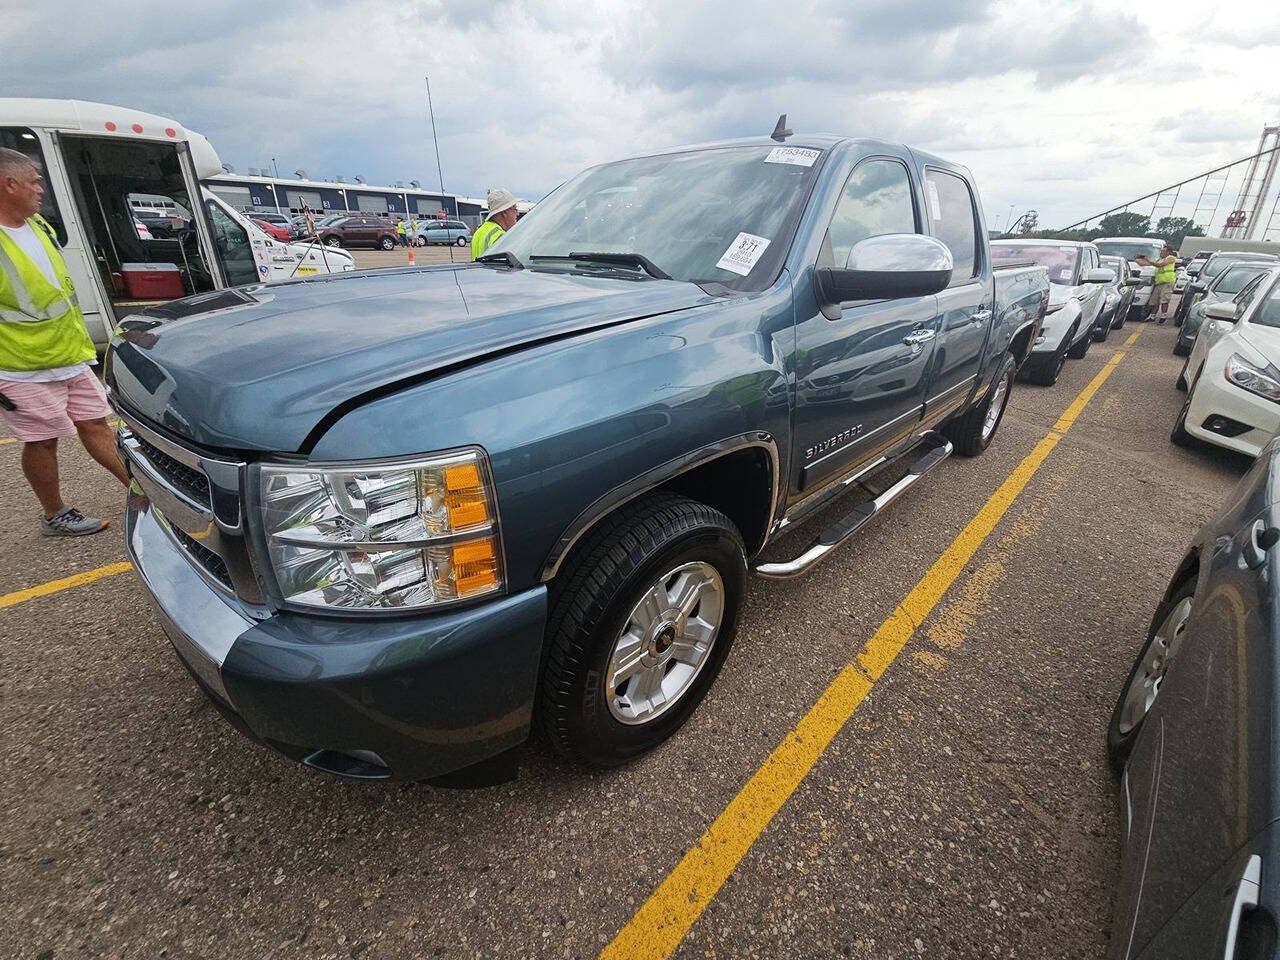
[240,211,475,250]
[991,238,1131,385]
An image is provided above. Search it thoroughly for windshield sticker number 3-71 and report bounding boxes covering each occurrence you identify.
[716,232,771,276]
[764,146,820,167]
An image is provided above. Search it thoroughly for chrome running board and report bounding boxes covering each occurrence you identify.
[754,431,953,579]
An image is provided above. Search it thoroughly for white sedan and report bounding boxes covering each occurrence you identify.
[1174,265,1280,456]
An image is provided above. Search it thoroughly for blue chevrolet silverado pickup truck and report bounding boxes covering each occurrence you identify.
[107,130,1048,784]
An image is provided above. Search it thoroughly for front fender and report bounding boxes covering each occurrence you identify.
[307,275,796,590]
[1036,299,1081,352]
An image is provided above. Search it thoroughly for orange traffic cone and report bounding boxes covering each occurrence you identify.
[407,242,415,265]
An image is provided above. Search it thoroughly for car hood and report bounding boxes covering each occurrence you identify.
[1047,284,1078,307]
[108,265,716,453]
[1235,320,1280,363]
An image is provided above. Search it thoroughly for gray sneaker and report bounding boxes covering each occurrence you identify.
[41,507,109,537]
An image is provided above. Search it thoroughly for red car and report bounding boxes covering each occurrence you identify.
[249,217,292,243]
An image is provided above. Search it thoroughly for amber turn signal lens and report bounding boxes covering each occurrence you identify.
[442,463,490,529]
[445,537,500,596]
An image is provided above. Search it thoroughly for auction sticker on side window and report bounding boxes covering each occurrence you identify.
[764,146,820,167]
[716,232,771,276]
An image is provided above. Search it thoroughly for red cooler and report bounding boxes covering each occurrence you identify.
[118,262,184,299]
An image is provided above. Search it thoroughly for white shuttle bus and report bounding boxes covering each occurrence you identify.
[0,98,354,348]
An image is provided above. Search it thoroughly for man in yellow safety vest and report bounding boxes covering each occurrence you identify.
[471,188,519,260]
[0,147,128,536]
[1137,242,1178,324]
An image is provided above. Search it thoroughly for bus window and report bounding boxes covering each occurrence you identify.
[204,199,259,286]
[0,127,68,245]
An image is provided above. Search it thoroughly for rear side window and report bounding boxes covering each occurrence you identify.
[823,159,917,268]
[923,169,979,283]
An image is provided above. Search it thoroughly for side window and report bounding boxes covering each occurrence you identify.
[1235,274,1267,313]
[0,127,67,245]
[204,200,259,287]
[923,169,979,283]
[823,159,917,268]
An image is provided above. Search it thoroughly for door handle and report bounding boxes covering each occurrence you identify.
[903,330,936,346]
[1222,854,1261,960]
[1243,519,1280,570]
[970,309,992,325]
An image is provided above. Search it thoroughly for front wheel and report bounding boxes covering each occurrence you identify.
[1111,303,1128,329]
[323,235,342,248]
[1067,324,1091,358]
[456,235,468,247]
[379,236,397,251]
[1093,315,1111,342]
[414,236,426,247]
[943,353,1015,456]
[1023,335,1069,387]
[540,493,746,767]
[1171,372,1198,447]
[1107,578,1195,771]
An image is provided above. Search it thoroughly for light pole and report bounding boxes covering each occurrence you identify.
[1004,204,1016,233]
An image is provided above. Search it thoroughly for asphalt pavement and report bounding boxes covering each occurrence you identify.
[0,314,1249,959]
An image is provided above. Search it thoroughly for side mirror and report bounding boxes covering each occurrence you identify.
[815,233,953,318]
[1204,301,1238,321]
[1085,268,1115,284]
[1189,281,1207,293]
[1124,276,1142,286]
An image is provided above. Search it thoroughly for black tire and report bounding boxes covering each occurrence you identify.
[1092,315,1111,342]
[1172,339,1190,357]
[1171,370,1198,447]
[1107,577,1196,772]
[1111,302,1128,329]
[943,352,1016,456]
[1024,335,1069,386]
[1176,358,1188,392]
[540,493,746,767]
[414,236,426,247]
[456,236,468,247]
[379,235,396,251]
[323,235,342,248]
[1067,323,1091,359]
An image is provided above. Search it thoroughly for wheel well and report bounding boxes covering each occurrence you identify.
[656,447,775,555]
[1166,548,1200,600]
[1010,323,1035,365]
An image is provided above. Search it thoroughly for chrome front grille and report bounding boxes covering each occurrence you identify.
[134,434,212,510]
[116,412,264,609]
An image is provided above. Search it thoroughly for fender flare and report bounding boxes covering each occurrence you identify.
[538,432,780,581]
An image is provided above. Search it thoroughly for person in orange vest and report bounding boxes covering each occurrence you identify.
[0,147,128,536]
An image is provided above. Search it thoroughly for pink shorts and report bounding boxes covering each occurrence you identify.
[0,369,110,442]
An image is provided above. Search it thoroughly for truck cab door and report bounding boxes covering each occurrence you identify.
[920,168,990,424]
[791,157,936,500]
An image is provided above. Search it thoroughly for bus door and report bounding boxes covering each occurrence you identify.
[52,132,218,324]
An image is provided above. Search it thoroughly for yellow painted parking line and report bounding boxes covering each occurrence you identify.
[600,343,1137,960]
[0,561,133,610]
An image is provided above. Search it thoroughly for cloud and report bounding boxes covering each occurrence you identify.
[0,0,1272,234]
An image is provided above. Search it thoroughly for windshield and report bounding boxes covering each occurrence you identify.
[1215,264,1269,295]
[1205,255,1274,280]
[1252,277,1280,329]
[991,244,1080,284]
[1094,240,1163,261]
[490,145,823,289]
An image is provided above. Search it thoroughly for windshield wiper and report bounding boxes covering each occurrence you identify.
[530,251,671,280]
[475,250,524,269]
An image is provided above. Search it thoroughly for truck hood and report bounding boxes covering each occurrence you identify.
[108,265,716,452]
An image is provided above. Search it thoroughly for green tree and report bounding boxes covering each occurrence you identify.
[1096,212,1151,237]
[1152,217,1206,250]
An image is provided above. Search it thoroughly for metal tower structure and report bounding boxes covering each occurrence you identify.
[1222,126,1280,239]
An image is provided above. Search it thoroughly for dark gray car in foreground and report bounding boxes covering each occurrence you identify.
[1107,439,1280,958]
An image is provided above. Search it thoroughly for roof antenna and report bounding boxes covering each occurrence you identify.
[770,114,793,142]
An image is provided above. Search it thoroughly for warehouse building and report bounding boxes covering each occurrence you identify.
[203,171,531,229]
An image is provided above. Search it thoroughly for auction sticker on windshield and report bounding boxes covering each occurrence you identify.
[716,233,771,276]
[764,146,820,167]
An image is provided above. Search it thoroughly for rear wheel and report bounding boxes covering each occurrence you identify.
[540,494,746,767]
[456,235,468,247]
[323,235,342,248]
[943,352,1015,456]
[379,236,396,251]
[1107,578,1195,771]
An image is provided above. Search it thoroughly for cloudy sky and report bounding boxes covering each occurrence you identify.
[5,0,1280,230]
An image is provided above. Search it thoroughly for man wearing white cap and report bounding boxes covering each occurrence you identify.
[471,188,518,260]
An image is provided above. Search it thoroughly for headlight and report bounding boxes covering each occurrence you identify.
[258,450,503,610]
[1225,354,1280,404]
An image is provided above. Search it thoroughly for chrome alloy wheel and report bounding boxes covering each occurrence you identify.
[1118,596,1193,734]
[606,562,725,725]
[981,373,1010,442]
